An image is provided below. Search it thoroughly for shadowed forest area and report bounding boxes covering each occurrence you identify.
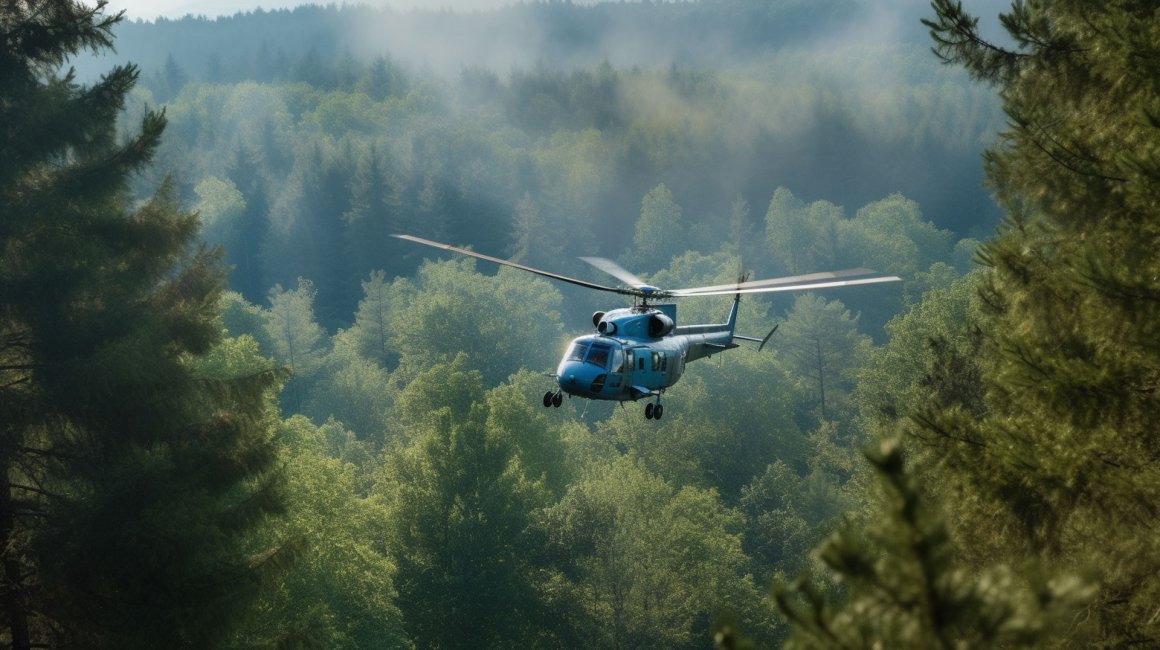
[3,0,1160,647]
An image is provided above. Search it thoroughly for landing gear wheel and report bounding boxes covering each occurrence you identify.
[552,392,563,408]
[543,391,555,408]
[653,404,663,420]
[645,403,655,419]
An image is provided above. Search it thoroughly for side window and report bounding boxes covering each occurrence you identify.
[588,343,610,369]
[651,351,660,371]
[611,348,625,374]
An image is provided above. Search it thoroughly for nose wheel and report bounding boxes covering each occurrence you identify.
[542,390,563,408]
[644,401,663,420]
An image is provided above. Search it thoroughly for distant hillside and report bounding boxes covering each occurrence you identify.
[77,0,879,81]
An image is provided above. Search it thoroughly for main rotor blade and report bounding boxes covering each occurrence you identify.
[673,268,879,296]
[671,274,901,297]
[578,257,651,290]
[392,234,636,296]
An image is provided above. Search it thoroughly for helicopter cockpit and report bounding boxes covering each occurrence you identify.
[563,338,624,371]
[557,336,627,397]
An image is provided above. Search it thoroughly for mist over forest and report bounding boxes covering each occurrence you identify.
[6,0,1160,648]
[76,0,1006,329]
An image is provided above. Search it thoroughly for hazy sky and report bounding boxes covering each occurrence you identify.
[105,0,558,21]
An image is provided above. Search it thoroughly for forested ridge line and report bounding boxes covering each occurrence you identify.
[102,1,1003,327]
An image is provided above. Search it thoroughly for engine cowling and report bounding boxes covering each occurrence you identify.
[592,311,606,329]
[647,312,675,338]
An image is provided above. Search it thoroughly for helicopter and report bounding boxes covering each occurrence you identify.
[393,234,901,419]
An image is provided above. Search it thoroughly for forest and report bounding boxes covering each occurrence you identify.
[3,0,1159,648]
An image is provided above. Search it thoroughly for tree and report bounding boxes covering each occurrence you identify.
[156,52,187,102]
[543,456,775,649]
[630,183,684,272]
[374,356,552,647]
[912,1,1160,643]
[193,174,245,254]
[303,342,392,445]
[226,144,272,301]
[773,2,1160,646]
[768,441,1093,650]
[778,294,870,426]
[508,192,565,271]
[262,143,353,327]
[763,188,840,276]
[264,278,328,412]
[0,2,285,645]
[349,270,407,367]
[238,416,407,648]
[343,147,403,282]
[388,258,564,387]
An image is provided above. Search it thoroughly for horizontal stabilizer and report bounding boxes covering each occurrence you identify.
[734,324,778,351]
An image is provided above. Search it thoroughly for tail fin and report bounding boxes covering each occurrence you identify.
[726,290,740,337]
[726,274,746,337]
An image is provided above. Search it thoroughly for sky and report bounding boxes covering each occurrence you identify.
[105,0,558,21]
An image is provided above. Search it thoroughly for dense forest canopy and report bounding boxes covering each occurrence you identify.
[7,0,1156,647]
[74,1,1005,330]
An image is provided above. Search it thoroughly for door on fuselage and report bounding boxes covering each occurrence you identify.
[627,346,667,391]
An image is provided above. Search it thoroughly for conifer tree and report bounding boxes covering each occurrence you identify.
[913,1,1160,643]
[0,2,285,646]
[768,2,1160,646]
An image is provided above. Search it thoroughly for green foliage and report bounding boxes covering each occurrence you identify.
[764,188,841,275]
[348,270,408,366]
[238,416,406,648]
[264,278,329,411]
[543,457,775,649]
[17,3,1048,645]
[915,1,1160,643]
[778,294,871,426]
[854,272,980,435]
[386,259,565,387]
[374,358,553,647]
[769,2,1160,648]
[773,440,1095,649]
[303,332,392,444]
[631,183,686,271]
[0,3,286,645]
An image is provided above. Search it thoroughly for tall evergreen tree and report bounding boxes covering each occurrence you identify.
[343,146,402,282]
[916,1,1160,643]
[0,2,285,646]
[768,2,1160,647]
[226,144,271,302]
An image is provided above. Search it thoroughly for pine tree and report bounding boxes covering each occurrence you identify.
[912,1,1160,643]
[0,2,285,645]
[226,144,271,302]
[770,3,1160,646]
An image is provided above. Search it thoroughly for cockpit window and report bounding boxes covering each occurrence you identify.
[566,341,590,362]
[587,343,611,369]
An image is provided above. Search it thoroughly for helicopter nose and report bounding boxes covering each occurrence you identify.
[556,361,595,395]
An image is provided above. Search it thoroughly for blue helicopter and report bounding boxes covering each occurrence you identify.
[393,234,900,420]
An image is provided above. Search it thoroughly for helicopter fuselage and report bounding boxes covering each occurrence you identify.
[554,300,739,403]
